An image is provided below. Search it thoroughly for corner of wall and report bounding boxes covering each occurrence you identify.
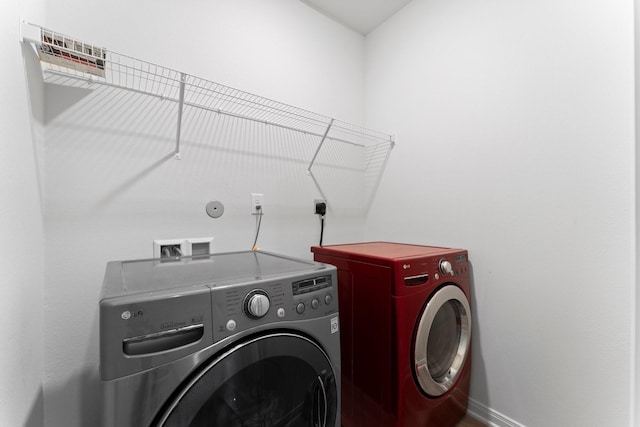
[634,0,639,423]
[0,3,46,427]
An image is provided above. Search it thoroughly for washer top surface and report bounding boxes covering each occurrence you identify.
[102,250,325,298]
[312,241,463,263]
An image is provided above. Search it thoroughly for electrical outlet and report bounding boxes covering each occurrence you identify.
[251,193,264,215]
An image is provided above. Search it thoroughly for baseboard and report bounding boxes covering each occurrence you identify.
[467,398,526,427]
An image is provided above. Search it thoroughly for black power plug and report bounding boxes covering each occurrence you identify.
[314,200,327,246]
[314,201,326,216]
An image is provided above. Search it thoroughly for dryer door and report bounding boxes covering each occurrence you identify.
[414,284,471,397]
[154,332,338,427]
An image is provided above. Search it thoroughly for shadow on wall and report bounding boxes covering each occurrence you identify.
[24,388,44,427]
[468,261,491,421]
[21,40,46,212]
[19,38,45,427]
[92,151,176,213]
[21,41,100,427]
[44,361,101,426]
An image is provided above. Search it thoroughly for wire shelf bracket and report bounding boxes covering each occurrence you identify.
[174,72,186,160]
[307,119,334,173]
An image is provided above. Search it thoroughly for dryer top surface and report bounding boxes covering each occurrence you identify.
[312,241,464,263]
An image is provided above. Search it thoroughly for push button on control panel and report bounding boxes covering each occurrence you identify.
[311,298,320,309]
[296,302,306,314]
[324,294,332,305]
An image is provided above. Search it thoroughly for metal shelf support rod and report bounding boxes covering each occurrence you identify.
[307,119,334,172]
[174,72,186,160]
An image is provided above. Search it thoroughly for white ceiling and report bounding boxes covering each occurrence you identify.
[300,0,413,35]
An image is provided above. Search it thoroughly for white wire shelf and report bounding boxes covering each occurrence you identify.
[20,22,394,210]
[21,22,394,154]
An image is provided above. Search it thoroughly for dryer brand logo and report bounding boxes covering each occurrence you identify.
[121,310,144,320]
[402,264,411,270]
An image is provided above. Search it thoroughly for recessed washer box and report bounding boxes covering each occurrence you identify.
[153,238,214,259]
[187,237,214,256]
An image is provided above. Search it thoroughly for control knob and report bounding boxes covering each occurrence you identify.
[244,290,270,319]
[439,259,453,275]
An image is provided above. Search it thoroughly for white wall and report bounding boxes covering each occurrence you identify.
[40,0,367,425]
[364,1,636,426]
[635,1,640,425]
[0,2,45,427]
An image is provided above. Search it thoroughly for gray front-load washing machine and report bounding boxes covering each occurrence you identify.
[100,250,340,427]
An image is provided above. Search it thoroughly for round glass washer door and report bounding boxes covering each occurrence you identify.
[154,332,338,427]
[414,284,471,397]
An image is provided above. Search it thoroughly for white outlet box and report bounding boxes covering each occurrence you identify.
[250,193,264,215]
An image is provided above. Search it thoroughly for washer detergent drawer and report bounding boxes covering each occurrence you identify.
[100,285,213,381]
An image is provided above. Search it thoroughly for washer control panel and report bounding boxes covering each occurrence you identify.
[211,271,337,343]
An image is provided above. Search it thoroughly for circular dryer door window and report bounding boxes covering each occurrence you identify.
[154,332,338,427]
[414,284,471,397]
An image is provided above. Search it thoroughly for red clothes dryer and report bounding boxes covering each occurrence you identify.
[312,242,472,427]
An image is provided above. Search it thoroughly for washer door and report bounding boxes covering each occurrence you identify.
[154,332,338,427]
[414,284,471,397]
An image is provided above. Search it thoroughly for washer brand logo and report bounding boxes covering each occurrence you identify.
[121,310,144,320]
[403,264,411,270]
[330,316,339,334]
